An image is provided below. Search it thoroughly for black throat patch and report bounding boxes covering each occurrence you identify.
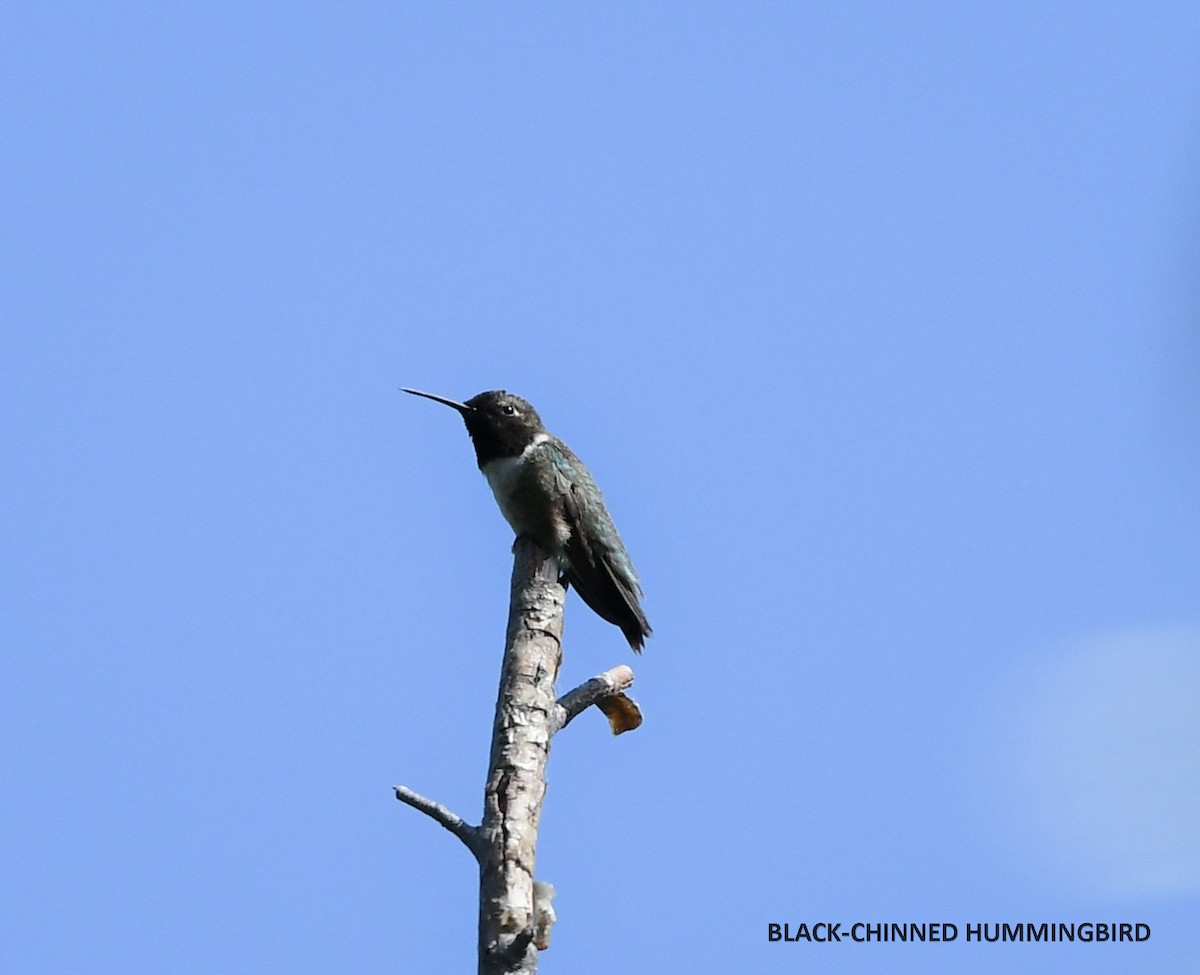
[461,390,547,468]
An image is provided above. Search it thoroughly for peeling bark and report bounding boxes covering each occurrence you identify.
[477,537,564,975]
[394,535,642,973]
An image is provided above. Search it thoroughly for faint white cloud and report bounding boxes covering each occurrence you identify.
[985,626,1200,898]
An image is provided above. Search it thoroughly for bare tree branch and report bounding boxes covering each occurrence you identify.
[393,785,486,860]
[552,665,641,734]
[476,536,565,975]
[394,536,645,972]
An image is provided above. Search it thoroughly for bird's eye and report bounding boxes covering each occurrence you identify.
[502,404,517,416]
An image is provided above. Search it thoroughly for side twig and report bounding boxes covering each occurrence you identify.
[393,786,486,860]
[552,665,641,734]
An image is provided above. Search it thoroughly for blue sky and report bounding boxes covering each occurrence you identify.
[4,3,1199,973]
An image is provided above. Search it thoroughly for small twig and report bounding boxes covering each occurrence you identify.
[552,664,640,734]
[394,785,486,860]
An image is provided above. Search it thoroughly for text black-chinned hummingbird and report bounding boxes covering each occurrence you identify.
[403,388,652,652]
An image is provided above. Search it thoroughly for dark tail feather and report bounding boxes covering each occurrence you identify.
[567,562,651,653]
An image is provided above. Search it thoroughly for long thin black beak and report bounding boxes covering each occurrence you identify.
[401,387,473,415]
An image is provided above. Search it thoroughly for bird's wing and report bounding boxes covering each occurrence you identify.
[545,440,651,651]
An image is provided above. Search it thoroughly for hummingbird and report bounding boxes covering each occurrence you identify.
[403,388,652,652]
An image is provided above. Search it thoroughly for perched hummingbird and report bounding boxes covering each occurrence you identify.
[403,388,651,652]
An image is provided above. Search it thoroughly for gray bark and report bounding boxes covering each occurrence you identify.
[476,537,564,974]
[394,535,640,973]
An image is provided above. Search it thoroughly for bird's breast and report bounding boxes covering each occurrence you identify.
[482,454,527,531]
[480,438,570,551]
